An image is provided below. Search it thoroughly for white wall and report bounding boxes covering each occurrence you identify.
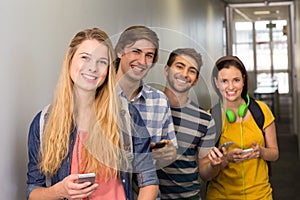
[0,0,225,199]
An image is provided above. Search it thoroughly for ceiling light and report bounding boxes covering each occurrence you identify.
[254,10,271,15]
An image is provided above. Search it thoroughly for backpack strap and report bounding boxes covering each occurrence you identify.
[39,104,51,150]
[39,104,51,187]
[248,97,265,131]
[210,103,222,146]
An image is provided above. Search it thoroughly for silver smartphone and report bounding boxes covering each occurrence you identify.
[218,141,234,153]
[78,173,96,184]
[242,148,253,155]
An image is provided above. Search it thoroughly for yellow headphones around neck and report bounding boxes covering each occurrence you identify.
[224,94,250,123]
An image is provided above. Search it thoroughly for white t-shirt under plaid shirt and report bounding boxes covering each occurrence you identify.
[119,84,177,147]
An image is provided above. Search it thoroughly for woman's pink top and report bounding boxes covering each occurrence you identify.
[70,131,126,200]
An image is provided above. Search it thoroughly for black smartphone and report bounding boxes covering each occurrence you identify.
[151,142,166,150]
[78,173,96,184]
[218,141,234,153]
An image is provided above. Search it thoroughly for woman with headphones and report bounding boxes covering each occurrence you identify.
[205,56,279,200]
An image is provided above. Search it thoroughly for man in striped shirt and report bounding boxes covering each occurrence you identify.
[157,48,220,200]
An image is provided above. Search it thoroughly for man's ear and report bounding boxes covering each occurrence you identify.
[117,51,123,59]
[164,65,169,76]
[191,77,199,86]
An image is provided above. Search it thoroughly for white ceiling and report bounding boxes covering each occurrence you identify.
[222,0,293,21]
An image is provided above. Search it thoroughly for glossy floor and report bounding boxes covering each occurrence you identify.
[270,95,300,200]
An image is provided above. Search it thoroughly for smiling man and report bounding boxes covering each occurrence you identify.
[115,25,177,199]
[158,48,219,200]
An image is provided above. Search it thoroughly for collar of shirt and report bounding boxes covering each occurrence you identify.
[117,81,147,104]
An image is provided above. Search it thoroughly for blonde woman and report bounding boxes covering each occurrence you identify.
[26,28,129,200]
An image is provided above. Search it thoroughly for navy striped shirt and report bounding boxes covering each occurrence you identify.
[157,100,216,199]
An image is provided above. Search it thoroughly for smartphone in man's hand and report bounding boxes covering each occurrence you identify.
[151,141,166,150]
[218,141,234,153]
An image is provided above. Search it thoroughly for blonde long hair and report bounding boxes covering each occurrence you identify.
[39,28,124,180]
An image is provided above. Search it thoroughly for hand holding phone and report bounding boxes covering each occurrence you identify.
[242,148,253,155]
[151,141,166,150]
[218,141,234,153]
[78,173,96,184]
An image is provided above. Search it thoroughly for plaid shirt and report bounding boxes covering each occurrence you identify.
[119,83,177,147]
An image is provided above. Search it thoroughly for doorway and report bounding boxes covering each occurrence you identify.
[225,1,296,135]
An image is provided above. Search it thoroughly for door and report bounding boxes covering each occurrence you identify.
[225,1,297,134]
[255,20,289,94]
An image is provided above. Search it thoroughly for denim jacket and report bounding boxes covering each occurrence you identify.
[26,109,158,200]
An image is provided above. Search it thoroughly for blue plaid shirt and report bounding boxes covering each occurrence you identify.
[119,83,177,147]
